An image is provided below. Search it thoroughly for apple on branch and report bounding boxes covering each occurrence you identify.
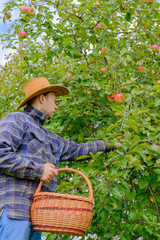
[114,112,121,116]
[101,47,108,55]
[138,66,145,73]
[100,67,108,71]
[114,93,125,103]
[27,7,35,16]
[18,31,27,39]
[117,135,125,139]
[108,94,115,101]
[66,72,72,80]
[87,91,91,95]
[151,70,155,75]
[20,5,28,14]
[68,72,72,77]
[95,23,102,28]
[151,44,159,52]
[146,0,154,3]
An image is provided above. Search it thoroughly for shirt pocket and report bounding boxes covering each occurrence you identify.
[27,126,44,155]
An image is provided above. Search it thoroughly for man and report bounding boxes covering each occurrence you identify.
[0,77,115,240]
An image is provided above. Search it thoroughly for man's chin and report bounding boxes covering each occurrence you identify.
[47,114,53,119]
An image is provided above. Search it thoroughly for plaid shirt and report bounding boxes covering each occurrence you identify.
[0,106,112,220]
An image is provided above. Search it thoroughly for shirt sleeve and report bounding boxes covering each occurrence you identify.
[0,113,44,180]
[59,137,114,162]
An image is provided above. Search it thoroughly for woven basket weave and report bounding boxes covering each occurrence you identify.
[31,168,94,236]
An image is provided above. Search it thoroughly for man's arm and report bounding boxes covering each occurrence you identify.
[0,113,44,180]
[59,138,114,162]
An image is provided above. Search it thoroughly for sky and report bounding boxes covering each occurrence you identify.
[0,0,18,66]
[0,0,160,66]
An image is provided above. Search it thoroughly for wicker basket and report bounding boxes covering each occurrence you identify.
[31,168,94,236]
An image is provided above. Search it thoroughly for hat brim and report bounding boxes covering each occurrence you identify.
[17,85,69,110]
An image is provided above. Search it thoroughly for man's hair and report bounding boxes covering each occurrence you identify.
[27,92,50,106]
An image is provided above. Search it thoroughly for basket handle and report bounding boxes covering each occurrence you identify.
[34,168,94,200]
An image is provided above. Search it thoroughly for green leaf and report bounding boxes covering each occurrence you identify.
[125,12,131,22]
[139,177,149,189]
[76,155,90,161]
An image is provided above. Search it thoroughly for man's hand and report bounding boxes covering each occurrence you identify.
[40,163,58,182]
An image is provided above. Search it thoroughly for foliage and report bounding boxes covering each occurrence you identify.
[0,0,160,239]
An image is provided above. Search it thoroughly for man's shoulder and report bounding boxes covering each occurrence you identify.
[0,112,30,127]
[1,111,26,120]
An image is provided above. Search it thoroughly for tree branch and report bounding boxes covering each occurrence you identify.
[120,107,127,132]
[87,60,108,67]
[148,184,160,221]
[91,101,106,110]
[130,140,152,151]
[91,20,101,29]
[135,15,143,31]
[114,30,141,35]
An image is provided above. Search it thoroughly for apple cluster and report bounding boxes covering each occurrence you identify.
[18,5,35,39]
[108,93,125,103]
[138,44,159,73]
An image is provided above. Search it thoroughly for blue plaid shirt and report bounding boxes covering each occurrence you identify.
[0,106,112,220]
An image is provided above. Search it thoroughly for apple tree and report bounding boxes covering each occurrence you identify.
[0,0,160,239]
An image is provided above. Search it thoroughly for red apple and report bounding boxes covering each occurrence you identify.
[20,5,28,14]
[77,51,82,56]
[117,135,124,139]
[143,26,147,29]
[146,0,154,3]
[157,80,160,84]
[68,72,72,77]
[87,91,91,95]
[146,44,150,48]
[27,7,35,16]
[114,64,119,68]
[138,66,145,72]
[151,70,155,75]
[66,72,73,80]
[101,47,108,55]
[108,94,115,101]
[18,31,27,39]
[95,23,101,28]
[114,93,124,102]
[100,67,108,71]
[115,112,121,116]
[151,44,159,52]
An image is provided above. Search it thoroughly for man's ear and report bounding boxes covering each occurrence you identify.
[39,94,45,104]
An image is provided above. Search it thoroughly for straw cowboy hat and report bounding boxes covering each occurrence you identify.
[17,77,69,110]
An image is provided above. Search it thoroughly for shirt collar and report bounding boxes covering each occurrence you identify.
[23,106,48,126]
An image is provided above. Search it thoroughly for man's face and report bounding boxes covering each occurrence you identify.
[41,92,58,119]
